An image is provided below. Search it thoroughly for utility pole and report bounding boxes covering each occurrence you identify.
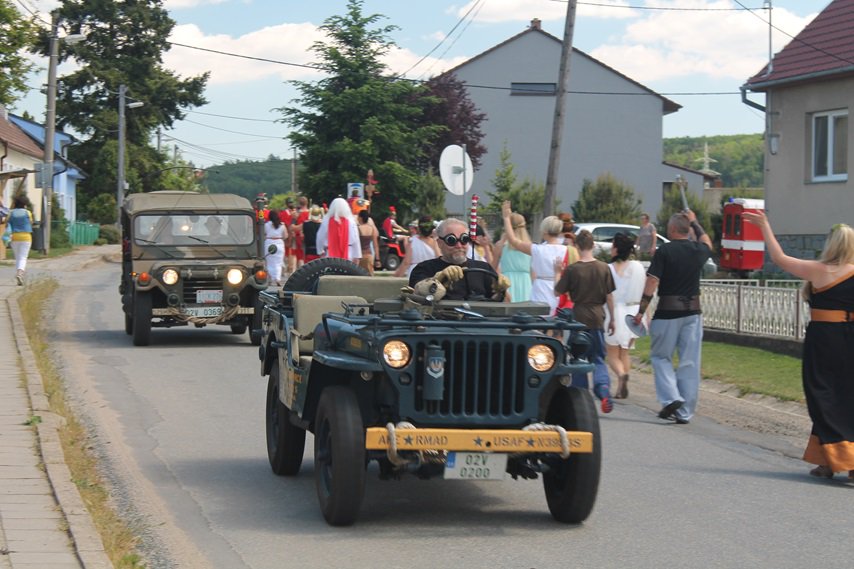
[117,84,127,225]
[543,0,578,215]
[291,148,298,194]
[42,11,60,254]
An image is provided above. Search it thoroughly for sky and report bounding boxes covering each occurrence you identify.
[14,0,823,168]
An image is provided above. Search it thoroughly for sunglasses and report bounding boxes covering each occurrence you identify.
[438,233,472,247]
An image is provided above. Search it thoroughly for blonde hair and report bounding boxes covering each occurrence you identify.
[508,213,531,249]
[540,216,563,238]
[802,223,854,301]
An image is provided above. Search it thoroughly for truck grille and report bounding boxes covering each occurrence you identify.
[182,278,222,303]
[412,339,528,419]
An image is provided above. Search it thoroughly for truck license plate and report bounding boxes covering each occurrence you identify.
[196,289,223,304]
[444,452,507,481]
[182,305,223,318]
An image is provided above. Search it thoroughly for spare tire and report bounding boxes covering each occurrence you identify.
[283,258,369,293]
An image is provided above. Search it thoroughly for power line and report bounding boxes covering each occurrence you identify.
[168,42,324,71]
[186,109,278,123]
[181,118,286,138]
[731,0,854,68]
[559,0,767,11]
[416,0,486,80]
[396,0,484,79]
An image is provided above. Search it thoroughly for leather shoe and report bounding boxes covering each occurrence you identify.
[658,400,683,420]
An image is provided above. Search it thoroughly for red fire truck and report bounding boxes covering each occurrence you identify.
[720,198,765,275]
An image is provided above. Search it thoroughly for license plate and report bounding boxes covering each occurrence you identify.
[182,305,223,318]
[444,452,507,481]
[196,289,223,304]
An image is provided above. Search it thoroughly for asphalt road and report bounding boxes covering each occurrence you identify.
[40,251,854,569]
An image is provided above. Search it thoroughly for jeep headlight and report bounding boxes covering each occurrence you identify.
[383,340,411,369]
[527,344,555,372]
[227,268,244,285]
[162,268,179,286]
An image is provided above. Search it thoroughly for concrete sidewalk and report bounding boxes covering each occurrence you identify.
[0,250,112,569]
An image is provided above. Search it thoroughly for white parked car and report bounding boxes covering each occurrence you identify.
[572,222,718,277]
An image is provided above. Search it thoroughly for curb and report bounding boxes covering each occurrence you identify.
[7,295,113,569]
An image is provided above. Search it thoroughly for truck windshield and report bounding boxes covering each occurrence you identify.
[134,213,254,246]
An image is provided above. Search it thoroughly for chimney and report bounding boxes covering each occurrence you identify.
[530,18,541,30]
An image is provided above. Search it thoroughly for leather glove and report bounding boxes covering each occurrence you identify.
[435,265,464,286]
[491,274,511,301]
[414,278,446,301]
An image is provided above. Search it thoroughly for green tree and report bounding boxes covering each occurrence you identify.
[0,1,36,107]
[411,171,447,221]
[279,0,442,212]
[43,0,208,210]
[656,185,714,243]
[664,134,764,187]
[85,193,116,225]
[571,172,641,223]
[483,143,545,225]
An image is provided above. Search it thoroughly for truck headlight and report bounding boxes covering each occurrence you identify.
[227,268,244,285]
[527,344,555,372]
[383,340,411,369]
[162,268,179,286]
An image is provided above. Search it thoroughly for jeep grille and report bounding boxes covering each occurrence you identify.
[412,339,527,419]
[182,278,222,303]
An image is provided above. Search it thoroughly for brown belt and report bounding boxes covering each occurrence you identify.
[657,295,701,311]
[811,308,854,322]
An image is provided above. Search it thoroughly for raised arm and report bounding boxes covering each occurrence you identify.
[501,201,533,255]
[743,211,827,281]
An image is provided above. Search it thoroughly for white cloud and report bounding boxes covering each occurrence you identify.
[454,0,638,24]
[165,0,230,9]
[589,1,817,82]
[165,22,325,85]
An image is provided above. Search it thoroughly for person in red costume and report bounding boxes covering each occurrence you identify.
[316,197,361,261]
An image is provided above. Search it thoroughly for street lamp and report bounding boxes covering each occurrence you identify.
[43,11,85,254]
[116,84,144,224]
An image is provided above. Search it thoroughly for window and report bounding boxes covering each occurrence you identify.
[510,82,556,96]
[812,110,848,182]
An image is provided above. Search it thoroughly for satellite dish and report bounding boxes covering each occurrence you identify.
[439,144,474,196]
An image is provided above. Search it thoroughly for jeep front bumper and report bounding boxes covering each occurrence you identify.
[365,427,593,454]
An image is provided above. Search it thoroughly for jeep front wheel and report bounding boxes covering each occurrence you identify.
[542,387,601,523]
[266,361,305,475]
[132,292,153,346]
[249,292,263,346]
[313,386,366,526]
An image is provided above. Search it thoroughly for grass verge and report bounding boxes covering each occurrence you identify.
[633,336,804,402]
[19,278,145,569]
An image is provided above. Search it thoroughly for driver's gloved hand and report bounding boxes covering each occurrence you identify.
[491,274,511,301]
[434,265,464,286]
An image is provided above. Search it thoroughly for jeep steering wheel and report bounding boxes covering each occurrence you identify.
[461,267,504,302]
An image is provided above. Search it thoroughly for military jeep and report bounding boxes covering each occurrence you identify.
[120,191,267,346]
[257,258,601,526]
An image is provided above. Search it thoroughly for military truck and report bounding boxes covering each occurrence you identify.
[120,191,267,346]
[257,258,601,526]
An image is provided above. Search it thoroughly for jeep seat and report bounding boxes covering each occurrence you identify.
[291,294,367,354]
[316,275,408,303]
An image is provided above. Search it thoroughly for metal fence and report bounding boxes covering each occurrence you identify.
[67,221,100,245]
[700,280,809,340]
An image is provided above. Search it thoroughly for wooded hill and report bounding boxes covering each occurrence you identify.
[198,134,765,199]
[664,133,764,188]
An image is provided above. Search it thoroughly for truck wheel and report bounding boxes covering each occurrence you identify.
[230,323,248,334]
[314,386,366,526]
[283,258,368,294]
[124,313,133,335]
[132,292,153,346]
[384,254,401,271]
[266,361,305,475]
[542,387,601,523]
[249,292,263,346]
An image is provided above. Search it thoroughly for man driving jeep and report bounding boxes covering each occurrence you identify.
[409,218,507,301]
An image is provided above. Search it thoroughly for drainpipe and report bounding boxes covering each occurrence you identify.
[740,85,766,113]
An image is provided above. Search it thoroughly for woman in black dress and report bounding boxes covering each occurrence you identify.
[744,212,854,480]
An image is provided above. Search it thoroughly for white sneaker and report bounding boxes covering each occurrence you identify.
[15,274,23,286]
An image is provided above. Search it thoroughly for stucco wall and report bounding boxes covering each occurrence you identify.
[765,77,854,236]
[452,32,669,217]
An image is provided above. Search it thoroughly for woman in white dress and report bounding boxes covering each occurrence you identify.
[264,209,288,286]
[394,216,439,277]
[501,201,566,314]
[603,232,646,399]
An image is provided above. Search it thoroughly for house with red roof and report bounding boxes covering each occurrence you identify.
[0,106,42,210]
[742,0,853,259]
